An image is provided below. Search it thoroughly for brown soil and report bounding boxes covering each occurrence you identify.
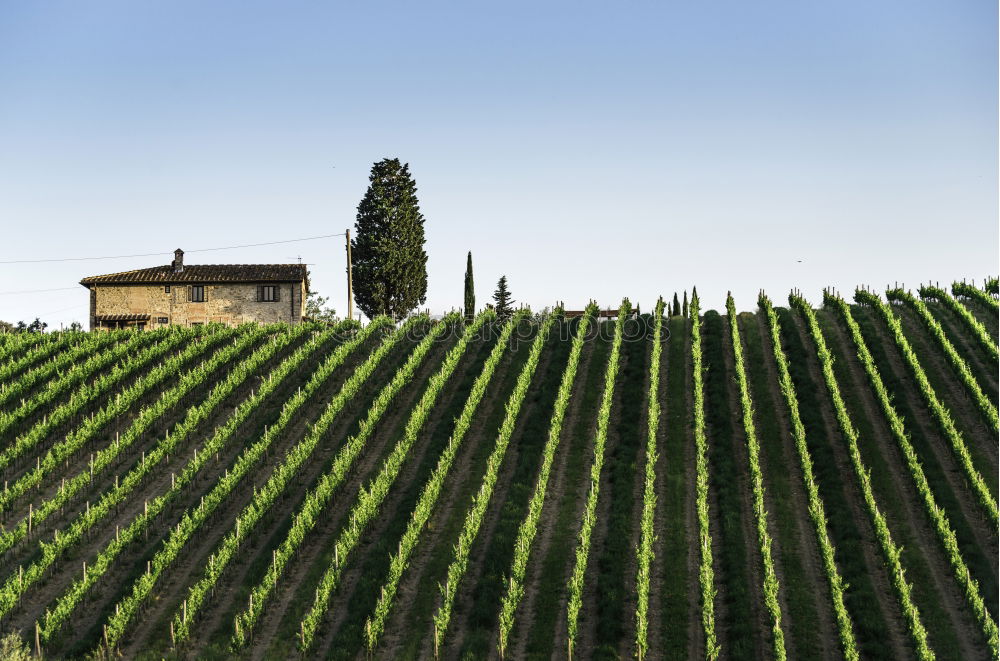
[421,334,563,659]
[644,322,670,661]
[76,333,370,657]
[0,330,296,570]
[116,330,393,659]
[680,319,701,660]
[0,337,89,400]
[0,331,247,489]
[0,330,302,600]
[0,330,274,521]
[823,310,986,660]
[701,328,731,661]
[537,334,610,660]
[751,313,839,661]
[0,335,133,430]
[736,314,795,659]
[892,306,999,472]
[305,336,488,660]
[0,339,189,491]
[852,310,999,581]
[493,333,600,661]
[440,329,595,660]
[374,337,526,658]
[930,304,998,398]
[961,299,999,340]
[718,313,769,660]
[198,331,448,661]
[788,311,910,657]
[4,330,361,656]
[616,337,652,660]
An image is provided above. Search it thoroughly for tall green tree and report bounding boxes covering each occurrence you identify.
[493,275,515,322]
[682,290,689,318]
[464,251,475,324]
[672,292,681,316]
[351,158,428,319]
[16,318,47,333]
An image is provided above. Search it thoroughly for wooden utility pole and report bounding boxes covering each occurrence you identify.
[345,229,354,322]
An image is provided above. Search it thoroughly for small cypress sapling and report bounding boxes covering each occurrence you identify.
[493,276,516,322]
[464,252,475,325]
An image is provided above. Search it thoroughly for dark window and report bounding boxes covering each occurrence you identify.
[260,285,278,302]
[137,322,146,331]
[165,285,170,293]
[191,322,203,327]
[190,285,205,302]
[157,317,169,324]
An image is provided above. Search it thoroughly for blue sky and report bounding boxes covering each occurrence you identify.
[0,0,995,326]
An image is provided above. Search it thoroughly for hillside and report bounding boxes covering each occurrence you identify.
[0,283,996,660]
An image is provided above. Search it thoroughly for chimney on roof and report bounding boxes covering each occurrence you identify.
[173,249,184,273]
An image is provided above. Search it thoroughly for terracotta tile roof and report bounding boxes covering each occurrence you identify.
[80,264,308,286]
[96,313,151,322]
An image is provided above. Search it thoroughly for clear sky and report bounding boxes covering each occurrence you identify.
[0,0,996,327]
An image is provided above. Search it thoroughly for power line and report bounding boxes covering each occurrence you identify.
[19,302,89,318]
[0,233,347,265]
[0,287,80,296]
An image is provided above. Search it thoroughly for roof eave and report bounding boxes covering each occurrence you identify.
[82,278,307,285]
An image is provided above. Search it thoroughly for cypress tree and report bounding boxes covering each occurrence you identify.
[672,292,681,316]
[682,290,689,318]
[351,158,428,319]
[493,275,515,322]
[464,251,475,324]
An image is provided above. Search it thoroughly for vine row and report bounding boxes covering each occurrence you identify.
[32,322,350,643]
[826,290,997,656]
[854,289,996,522]
[0,324,312,621]
[169,315,404,644]
[565,299,629,658]
[634,298,664,660]
[430,311,557,655]
[918,285,997,361]
[495,304,597,659]
[726,294,786,659]
[790,293,933,660]
[952,281,998,313]
[223,313,452,647]
[99,318,386,650]
[885,288,997,432]
[364,310,527,651]
[290,312,480,651]
[757,294,858,660]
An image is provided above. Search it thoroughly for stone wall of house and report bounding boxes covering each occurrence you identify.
[90,282,306,329]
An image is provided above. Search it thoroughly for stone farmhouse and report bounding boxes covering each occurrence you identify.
[80,249,308,330]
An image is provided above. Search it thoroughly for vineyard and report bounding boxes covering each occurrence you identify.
[0,280,996,661]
